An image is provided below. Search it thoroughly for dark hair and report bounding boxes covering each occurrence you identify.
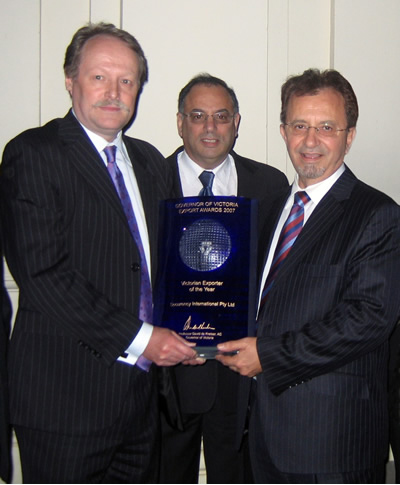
[63,22,148,92]
[280,68,358,128]
[178,73,239,114]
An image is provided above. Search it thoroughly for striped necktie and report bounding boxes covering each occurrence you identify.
[104,145,152,370]
[260,191,310,308]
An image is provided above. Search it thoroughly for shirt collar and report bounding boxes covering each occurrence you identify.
[290,163,346,206]
[72,109,123,153]
[180,150,231,177]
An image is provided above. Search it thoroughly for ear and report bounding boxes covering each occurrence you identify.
[65,77,73,97]
[177,112,184,139]
[280,124,288,144]
[233,113,241,137]
[345,127,356,155]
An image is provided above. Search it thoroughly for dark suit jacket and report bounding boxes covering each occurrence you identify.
[0,110,172,436]
[253,167,400,474]
[0,251,11,483]
[165,147,288,416]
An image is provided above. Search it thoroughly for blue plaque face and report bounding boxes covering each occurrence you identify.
[153,196,257,358]
[179,219,232,272]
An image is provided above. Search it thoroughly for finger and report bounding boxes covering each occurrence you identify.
[176,342,199,360]
[171,330,197,347]
[215,353,237,366]
[217,339,244,353]
[182,357,206,366]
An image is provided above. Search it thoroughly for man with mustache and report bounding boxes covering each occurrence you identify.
[159,74,288,484]
[0,22,199,483]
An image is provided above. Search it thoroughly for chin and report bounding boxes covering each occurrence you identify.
[297,164,325,180]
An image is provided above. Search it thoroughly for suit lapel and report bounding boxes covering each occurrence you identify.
[166,147,185,197]
[60,115,162,278]
[257,191,289,282]
[234,153,257,197]
[61,115,162,278]
[59,111,131,233]
[270,168,356,286]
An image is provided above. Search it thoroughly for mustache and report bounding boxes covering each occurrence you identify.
[94,100,130,112]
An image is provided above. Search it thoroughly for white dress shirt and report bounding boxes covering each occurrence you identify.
[257,164,346,315]
[177,150,238,196]
[77,121,153,365]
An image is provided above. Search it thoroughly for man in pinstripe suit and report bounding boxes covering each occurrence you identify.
[0,23,198,483]
[217,69,400,483]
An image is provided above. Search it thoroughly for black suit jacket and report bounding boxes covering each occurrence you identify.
[0,110,172,435]
[252,167,400,473]
[0,249,11,483]
[165,147,288,415]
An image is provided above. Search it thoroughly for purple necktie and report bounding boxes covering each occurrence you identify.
[260,191,310,308]
[198,170,215,196]
[104,145,152,370]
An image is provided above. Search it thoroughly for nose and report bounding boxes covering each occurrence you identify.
[106,79,120,99]
[304,127,319,146]
[204,115,217,130]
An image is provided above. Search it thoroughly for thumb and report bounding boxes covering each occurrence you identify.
[217,340,240,352]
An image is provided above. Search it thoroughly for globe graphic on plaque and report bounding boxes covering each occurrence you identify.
[179,219,232,272]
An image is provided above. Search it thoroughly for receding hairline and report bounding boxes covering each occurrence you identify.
[180,82,238,112]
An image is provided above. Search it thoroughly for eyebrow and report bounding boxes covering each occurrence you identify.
[189,108,231,113]
[289,118,338,125]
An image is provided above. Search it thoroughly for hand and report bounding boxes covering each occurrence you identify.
[215,337,261,377]
[143,326,198,366]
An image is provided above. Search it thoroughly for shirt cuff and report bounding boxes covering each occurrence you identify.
[117,322,153,366]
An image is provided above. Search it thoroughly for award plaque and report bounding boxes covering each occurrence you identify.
[153,196,257,358]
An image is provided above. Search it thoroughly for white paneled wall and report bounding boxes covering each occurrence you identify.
[333,0,400,205]
[123,0,268,165]
[3,1,398,201]
[1,0,399,482]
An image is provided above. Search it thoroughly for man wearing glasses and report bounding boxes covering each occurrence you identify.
[217,68,400,483]
[160,73,288,484]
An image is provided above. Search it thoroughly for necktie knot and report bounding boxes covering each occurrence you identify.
[294,191,310,208]
[198,170,215,196]
[104,145,117,165]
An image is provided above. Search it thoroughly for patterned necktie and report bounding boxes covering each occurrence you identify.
[198,170,215,196]
[104,145,152,370]
[260,191,310,308]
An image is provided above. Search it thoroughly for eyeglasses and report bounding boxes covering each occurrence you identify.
[284,122,348,138]
[181,111,234,124]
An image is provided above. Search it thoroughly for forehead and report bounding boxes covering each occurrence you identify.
[184,84,234,111]
[287,88,346,122]
[80,35,138,70]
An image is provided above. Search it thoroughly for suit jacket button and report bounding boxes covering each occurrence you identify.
[131,262,140,272]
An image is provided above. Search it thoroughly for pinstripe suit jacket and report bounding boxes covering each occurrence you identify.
[252,167,400,473]
[0,110,172,435]
[0,252,11,483]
